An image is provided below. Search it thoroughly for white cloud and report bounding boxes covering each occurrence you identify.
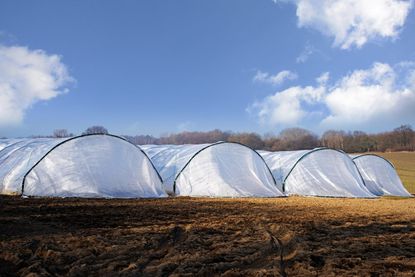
[322,62,415,129]
[249,85,325,126]
[253,70,298,86]
[296,44,314,63]
[316,72,329,85]
[278,0,413,49]
[249,62,415,130]
[0,45,73,126]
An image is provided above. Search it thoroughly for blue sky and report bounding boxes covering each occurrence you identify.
[0,0,415,137]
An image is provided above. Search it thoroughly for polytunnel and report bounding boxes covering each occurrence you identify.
[259,148,376,198]
[0,139,25,152]
[352,154,412,197]
[141,142,283,197]
[0,140,9,151]
[0,134,166,198]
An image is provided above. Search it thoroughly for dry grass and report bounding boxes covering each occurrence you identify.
[1,196,414,276]
[368,152,415,193]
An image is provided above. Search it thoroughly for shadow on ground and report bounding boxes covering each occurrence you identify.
[0,196,414,276]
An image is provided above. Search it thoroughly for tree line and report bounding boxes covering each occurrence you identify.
[5,124,414,153]
[124,125,415,153]
[23,126,110,139]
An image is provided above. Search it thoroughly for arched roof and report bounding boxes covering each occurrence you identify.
[260,148,351,189]
[142,141,278,195]
[141,143,211,192]
[279,148,350,190]
[351,153,411,197]
[352,153,395,169]
[260,148,374,198]
[0,134,162,196]
[173,141,277,192]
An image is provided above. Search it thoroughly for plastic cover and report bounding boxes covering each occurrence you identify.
[260,149,376,198]
[0,138,66,195]
[352,154,412,197]
[0,139,26,152]
[141,144,208,193]
[0,136,166,198]
[141,143,283,197]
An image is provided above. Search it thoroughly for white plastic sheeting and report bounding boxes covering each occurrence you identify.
[141,142,283,197]
[0,139,25,152]
[352,154,412,197]
[0,140,9,151]
[260,148,376,198]
[0,141,5,151]
[0,139,12,151]
[0,135,166,198]
[0,138,66,194]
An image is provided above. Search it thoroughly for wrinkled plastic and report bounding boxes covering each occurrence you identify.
[260,149,376,198]
[141,143,283,197]
[0,138,65,195]
[352,154,412,197]
[0,136,166,198]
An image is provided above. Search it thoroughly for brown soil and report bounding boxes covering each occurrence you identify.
[0,196,414,276]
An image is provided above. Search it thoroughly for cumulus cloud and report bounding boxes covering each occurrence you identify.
[253,70,298,86]
[249,62,415,130]
[322,62,415,129]
[277,0,413,49]
[249,84,325,126]
[0,45,73,126]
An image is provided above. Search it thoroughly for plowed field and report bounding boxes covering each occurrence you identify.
[1,196,414,276]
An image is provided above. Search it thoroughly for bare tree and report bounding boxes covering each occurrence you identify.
[228,132,264,149]
[321,130,345,149]
[157,130,230,145]
[279,128,320,150]
[342,131,376,153]
[82,125,415,152]
[53,129,71,138]
[393,125,414,150]
[125,135,158,145]
[82,126,109,135]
